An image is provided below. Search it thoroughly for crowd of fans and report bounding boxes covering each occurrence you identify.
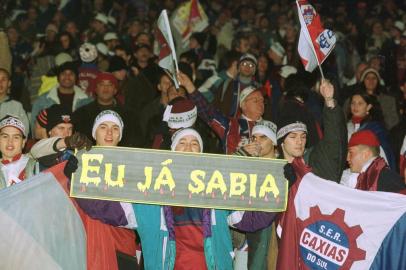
[0,0,405,269]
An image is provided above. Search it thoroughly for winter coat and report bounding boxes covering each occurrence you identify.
[31,86,93,134]
[305,104,347,183]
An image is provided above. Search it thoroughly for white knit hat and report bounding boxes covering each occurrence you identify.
[171,128,203,152]
[79,43,98,63]
[0,115,26,138]
[252,120,277,145]
[239,86,258,107]
[92,110,124,141]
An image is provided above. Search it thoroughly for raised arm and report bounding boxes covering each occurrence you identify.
[309,80,347,182]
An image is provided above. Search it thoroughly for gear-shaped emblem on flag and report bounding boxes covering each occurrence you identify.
[297,206,366,270]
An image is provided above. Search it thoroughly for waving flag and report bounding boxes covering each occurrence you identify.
[277,160,406,270]
[156,10,180,88]
[296,0,336,73]
[172,0,209,47]
[0,164,86,269]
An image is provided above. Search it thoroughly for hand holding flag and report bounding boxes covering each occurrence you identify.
[156,10,180,88]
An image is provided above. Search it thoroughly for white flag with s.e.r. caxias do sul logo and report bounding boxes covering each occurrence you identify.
[277,159,406,269]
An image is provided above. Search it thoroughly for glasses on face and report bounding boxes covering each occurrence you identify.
[241,61,255,68]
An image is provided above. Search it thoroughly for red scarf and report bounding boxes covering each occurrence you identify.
[1,153,23,165]
[356,157,388,191]
[351,116,364,124]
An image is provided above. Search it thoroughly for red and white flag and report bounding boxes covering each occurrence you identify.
[156,10,179,88]
[172,0,209,47]
[277,159,406,270]
[296,0,336,73]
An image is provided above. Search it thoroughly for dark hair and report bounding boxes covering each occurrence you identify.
[219,50,242,70]
[347,91,384,124]
[284,73,309,101]
[231,34,248,51]
[179,50,199,68]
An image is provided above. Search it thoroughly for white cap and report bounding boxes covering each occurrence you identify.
[279,65,297,78]
[104,32,118,41]
[171,128,203,152]
[94,13,109,25]
[107,16,116,25]
[394,21,405,32]
[269,42,286,57]
[55,52,73,66]
[79,43,98,62]
[239,86,258,107]
[92,110,124,141]
[252,120,277,145]
[96,42,109,56]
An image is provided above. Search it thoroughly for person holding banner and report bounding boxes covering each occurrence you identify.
[277,79,347,183]
[70,110,139,270]
[234,120,280,269]
[131,127,279,270]
[75,123,279,269]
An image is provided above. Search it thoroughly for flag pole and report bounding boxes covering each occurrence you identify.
[296,0,325,80]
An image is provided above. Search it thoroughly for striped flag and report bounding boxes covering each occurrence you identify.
[172,0,209,47]
[156,10,179,88]
[277,160,406,269]
[296,0,336,73]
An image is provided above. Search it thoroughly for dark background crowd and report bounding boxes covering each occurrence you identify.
[0,0,405,171]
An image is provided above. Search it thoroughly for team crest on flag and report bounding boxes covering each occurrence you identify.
[298,206,366,270]
[302,5,315,25]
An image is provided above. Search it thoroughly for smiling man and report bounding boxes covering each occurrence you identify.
[0,115,37,189]
[31,61,92,137]
[72,72,141,147]
[92,110,123,146]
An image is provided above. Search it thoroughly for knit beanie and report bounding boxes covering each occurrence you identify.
[92,110,124,141]
[252,120,277,145]
[348,130,380,148]
[239,86,259,107]
[171,128,203,152]
[276,119,307,145]
[42,104,72,133]
[163,98,197,129]
[0,115,26,138]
